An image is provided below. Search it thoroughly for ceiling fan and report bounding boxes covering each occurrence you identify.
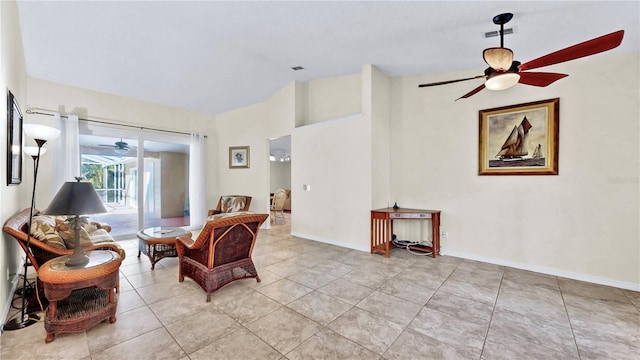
[418,13,624,100]
[98,139,135,154]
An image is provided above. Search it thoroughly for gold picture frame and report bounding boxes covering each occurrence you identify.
[479,98,559,176]
[229,146,250,168]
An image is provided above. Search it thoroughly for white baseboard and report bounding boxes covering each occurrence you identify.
[290,232,370,253]
[1,269,22,336]
[441,249,640,292]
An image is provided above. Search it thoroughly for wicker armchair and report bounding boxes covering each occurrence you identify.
[208,195,252,216]
[176,213,268,302]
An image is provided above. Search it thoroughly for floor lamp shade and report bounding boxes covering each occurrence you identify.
[23,124,61,142]
[43,180,108,266]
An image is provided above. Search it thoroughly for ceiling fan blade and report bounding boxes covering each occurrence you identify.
[456,84,486,100]
[518,72,569,87]
[419,75,485,87]
[520,30,624,71]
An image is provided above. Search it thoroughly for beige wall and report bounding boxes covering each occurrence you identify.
[215,102,270,215]
[0,0,30,327]
[304,74,362,125]
[289,72,373,250]
[366,65,392,208]
[270,161,291,192]
[215,83,297,217]
[292,114,372,250]
[160,151,188,218]
[390,53,639,288]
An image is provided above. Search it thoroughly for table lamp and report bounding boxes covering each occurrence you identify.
[43,177,108,267]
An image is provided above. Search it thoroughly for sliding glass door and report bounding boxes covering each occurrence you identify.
[79,126,190,238]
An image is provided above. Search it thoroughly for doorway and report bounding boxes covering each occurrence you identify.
[79,127,190,238]
[269,135,291,227]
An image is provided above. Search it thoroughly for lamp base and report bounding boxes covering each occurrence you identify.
[65,217,90,267]
[65,251,90,267]
[3,313,40,331]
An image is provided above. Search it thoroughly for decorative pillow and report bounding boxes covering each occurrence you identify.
[87,229,114,244]
[206,211,253,222]
[83,222,99,233]
[220,196,247,213]
[30,215,66,249]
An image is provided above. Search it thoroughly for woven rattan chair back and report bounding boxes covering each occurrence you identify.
[176,213,268,302]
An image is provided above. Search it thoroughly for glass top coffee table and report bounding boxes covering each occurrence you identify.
[137,226,191,270]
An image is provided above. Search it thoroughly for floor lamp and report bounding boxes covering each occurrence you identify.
[3,124,60,331]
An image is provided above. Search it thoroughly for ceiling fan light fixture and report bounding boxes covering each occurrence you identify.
[483,47,514,71]
[485,72,520,91]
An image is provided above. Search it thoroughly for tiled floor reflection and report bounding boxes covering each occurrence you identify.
[1,213,639,359]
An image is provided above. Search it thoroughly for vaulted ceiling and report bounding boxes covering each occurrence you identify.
[16,1,639,116]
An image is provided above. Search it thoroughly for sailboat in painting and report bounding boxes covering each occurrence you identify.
[532,143,542,158]
[489,116,545,168]
[496,117,532,161]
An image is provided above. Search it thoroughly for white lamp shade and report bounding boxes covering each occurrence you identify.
[485,72,521,91]
[483,47,514,71]
[23,124,61,142]
[24,146,46,157]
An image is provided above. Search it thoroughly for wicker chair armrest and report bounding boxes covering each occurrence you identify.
[177,234,195,247]
[176,234,195,255]
[207,210,222,216]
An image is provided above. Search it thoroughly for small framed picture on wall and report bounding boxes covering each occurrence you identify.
[229,146,250,168]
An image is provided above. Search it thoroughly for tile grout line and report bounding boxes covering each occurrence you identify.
[478,269,505,360]
[558,277,583,360]
[379,258,462,358]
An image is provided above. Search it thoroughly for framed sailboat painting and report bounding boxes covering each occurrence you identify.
[478,98,559,175]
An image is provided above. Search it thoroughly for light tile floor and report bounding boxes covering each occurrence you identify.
[1,215,639,359]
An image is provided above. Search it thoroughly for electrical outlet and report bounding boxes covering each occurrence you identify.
[442,231,449,239]
[6,268,10,281]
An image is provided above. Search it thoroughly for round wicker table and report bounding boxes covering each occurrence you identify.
[38,250,121,343]
[137,227,191,270]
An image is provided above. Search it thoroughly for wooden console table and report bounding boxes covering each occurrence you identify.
[370,207,441,258]
[38,250,121,343]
